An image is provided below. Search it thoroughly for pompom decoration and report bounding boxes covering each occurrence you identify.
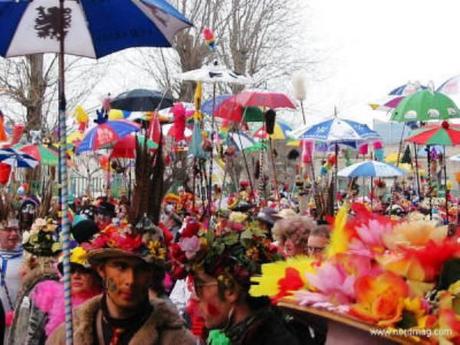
[202,27,216,51]
[170,103,186,141]
[74,105,89,131]
[291,70,307,101]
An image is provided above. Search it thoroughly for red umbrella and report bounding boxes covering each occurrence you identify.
[405,121,460,145]
[234,89,296,109]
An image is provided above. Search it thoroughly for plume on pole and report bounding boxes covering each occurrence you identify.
[291,70,307,124]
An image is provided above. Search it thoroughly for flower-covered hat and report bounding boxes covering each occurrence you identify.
[170,213,281,288]
[57,246,91,274]
[23,218,61,257]
[85,216,167,266]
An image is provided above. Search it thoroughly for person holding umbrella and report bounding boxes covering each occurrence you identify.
[46,221,196,345]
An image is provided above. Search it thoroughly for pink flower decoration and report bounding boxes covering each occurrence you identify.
[178,235,201,259]
[305,262,356,305]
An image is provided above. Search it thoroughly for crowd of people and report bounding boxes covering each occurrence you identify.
[0,179,342,345]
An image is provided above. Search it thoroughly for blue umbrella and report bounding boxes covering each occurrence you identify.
[0,2,191,343]
[201,95,232,115]
[292,117,380,143]
[0,148,38,168]
[338,160,405,178]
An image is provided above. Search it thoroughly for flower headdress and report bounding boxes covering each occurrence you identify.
[85,215,167,265]
[170,213,280,289]
[23,217,61,257]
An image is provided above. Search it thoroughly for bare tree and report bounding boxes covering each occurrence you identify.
[128,0,319,100]
[0,54,109,135]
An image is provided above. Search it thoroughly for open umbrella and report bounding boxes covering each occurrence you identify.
[201,95,264,122]
[292,117,380,142]
[234,89,297,109]
[338,160,405,178]
[18,144,58,166]
[405,121,460,146]
[389,82,427,96]
[0,148,38,168]
[178,62,252,84]
[0,1,191,341]
[110,134,158,159]
[110,89,174,112]
[253,122,292,140]
[391,89,460,122]
[77,120,140,154]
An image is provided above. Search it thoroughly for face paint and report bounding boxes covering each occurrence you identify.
[106,278,118,293]
[206,302,220,317]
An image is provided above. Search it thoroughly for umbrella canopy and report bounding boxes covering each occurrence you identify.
[201,95,264,122]
[0,148,38,168]
[234,89,296,109]
[18,144,58,166]
[110,89,174,112]
[389,82,427,96]
[437,75,460,95]
[370,96,405,112]
[253,122,292,140]
[449,154,460,162]
[292,117,380,143]
[110,134,158,159]
[77,120,140,154]
[177,62,252,84]
[338,160,405,178]
[391,89,460,122]
[0,0,192,58]
[405,121,460,146]
[228,132,256,151]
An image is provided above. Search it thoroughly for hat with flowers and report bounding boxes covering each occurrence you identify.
[85,215,167,266]
[170,213,281,289]
[23,218,61,257]
[57,245,92,273]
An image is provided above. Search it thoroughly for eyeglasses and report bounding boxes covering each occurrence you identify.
[192,279,218,298]
[307,246,325,255]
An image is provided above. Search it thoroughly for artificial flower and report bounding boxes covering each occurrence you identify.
[350,272,409,327]
[179,235,201,259]
[70,246,88,266]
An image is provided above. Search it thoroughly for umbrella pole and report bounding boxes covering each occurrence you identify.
[207,83,217,218]
[300,100,306,125]
[371,177,373,210]
[444,145,449,224]
[414,143,421,199]
[269,137,279,202]
[396,125,406,167]
[58,1,73,344]
[235,128,254,196]
[427,145,432,220]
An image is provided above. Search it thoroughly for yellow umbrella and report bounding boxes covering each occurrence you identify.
[67,130,83,144]
[108,109,124,120]
[286,139,300,147]
[384,152,399,164]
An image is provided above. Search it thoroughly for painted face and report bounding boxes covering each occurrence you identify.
[307,235,329,258]
[0,227,20,250]
[193,272,234,329]
[71,266,100,296]
[98,257,152,312]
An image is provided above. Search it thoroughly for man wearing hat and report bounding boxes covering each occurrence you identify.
[46,222,196,345]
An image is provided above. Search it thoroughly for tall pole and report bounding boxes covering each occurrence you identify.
[58,1,73,344]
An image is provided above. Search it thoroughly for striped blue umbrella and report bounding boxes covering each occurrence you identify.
[338,160,405,178]
[0,148,38,168]
[292,118,380,143]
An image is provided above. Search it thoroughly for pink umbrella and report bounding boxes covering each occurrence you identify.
[234,89,296,109]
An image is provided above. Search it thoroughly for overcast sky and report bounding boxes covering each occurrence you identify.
[301,0,460,126]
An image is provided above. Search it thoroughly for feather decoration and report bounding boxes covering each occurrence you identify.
[326,204,350,259]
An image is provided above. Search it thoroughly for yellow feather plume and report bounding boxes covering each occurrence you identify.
[326,204,350,259]
[74,105,89,124]
[250,255,315,298]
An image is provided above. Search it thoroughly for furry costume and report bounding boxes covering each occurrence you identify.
[46,295,197,345]
[7,266,59,345]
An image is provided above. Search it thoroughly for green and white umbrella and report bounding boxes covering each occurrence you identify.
[391,89,460,122]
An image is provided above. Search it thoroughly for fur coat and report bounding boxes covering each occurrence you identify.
[45,295,198,345]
